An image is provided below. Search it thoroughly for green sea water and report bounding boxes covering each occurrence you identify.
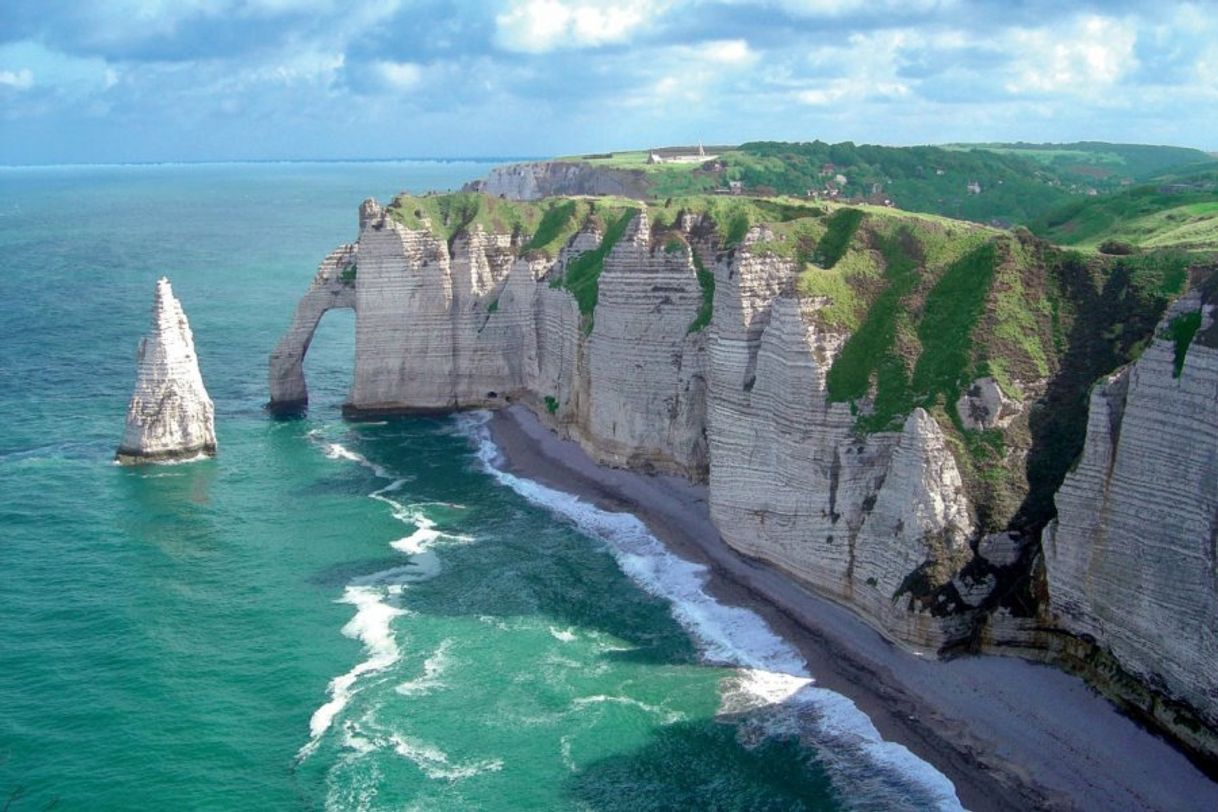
[0,163,961,811]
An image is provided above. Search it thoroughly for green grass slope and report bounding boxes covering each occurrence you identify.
[944,141,1215,185]
[534,141,1217,232]
[383,188,1211,537]
[1030,167,1218,251]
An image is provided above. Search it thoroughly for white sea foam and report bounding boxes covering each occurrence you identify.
[570,694,686,725]
[303,427,480,762]
[320,439,393,480]
[559,735,579,773]
[390,734,504,781]
[459,411,965,811]
[396,639,455,697]
[110,451,210,467]
[548,626,578,643]
[299,585,406,759]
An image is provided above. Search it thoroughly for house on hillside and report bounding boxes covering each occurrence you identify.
[967,181,982,194]
[647,143,719,165]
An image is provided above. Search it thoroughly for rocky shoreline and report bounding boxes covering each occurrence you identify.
[487,403,1218,812]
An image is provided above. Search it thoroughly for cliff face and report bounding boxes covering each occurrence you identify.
[464,162,650,201]
[271,198,990,648]
[118,278,216,464]
[270,192,1218,758]
[1045,292,1218,754]
[706,234,975,649]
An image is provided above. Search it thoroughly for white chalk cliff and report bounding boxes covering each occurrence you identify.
[117,278,216,464]
[270,200,981,649]
[270,195,1218,759]
[1045,292,1218,754]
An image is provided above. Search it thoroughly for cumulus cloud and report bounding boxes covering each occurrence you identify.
[0,0,1215,162]
[494,0,666,53]
[1005,15,1138,96]
[375,60,423,91]
[695,39,754,65]
[0,68,33,90]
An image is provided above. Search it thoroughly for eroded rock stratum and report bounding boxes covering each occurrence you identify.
[270,191,1218,764]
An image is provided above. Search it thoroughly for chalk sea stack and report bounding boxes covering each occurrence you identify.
[116,277,217,464]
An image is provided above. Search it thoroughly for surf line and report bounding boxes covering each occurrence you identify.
[458,411,965,812]
[297,432,468,761]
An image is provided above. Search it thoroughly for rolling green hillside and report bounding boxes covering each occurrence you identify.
[943,141,1215,188]
[1029,167,1218,251]
[554,141,1216,229]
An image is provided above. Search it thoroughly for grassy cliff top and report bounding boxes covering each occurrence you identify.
[380,187,1208,534]
[535,140,1216,228]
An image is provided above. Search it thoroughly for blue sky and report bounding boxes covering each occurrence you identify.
[2,0,1216,164]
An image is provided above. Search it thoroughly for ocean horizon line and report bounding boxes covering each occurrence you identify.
[0,156,542,170]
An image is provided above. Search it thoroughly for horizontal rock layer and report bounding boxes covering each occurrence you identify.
[118,277,216,464]
[463,161,649,201]
[1045,294,1218,754]
[270,196,1218,758]
[270,200,984,650]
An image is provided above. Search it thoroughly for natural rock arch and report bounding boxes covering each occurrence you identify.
[267,244,358,414]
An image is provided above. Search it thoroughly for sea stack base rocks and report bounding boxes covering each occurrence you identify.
[116,278,217,464]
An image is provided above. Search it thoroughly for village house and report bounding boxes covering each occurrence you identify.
[647,143,719,165]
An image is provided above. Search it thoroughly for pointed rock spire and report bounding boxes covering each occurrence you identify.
[116,278,217,464]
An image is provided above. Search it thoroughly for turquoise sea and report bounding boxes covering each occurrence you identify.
[0,163,961,810]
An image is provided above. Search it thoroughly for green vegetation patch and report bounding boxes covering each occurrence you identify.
[385,192,611,260]
[912,243,999,412]
[386,192,540,244]
[982,241,1053,394]
[688,252,715,334]
[815,208,864,268]
[1168,310,1202,377]
[554,207,640,319]
[523,200,579,255]
[647,195,825,249]
[796,265,862,332]
[945,141,1216,182]
[825,228,922,429]
[340,263,357,285]
[1031,173,1218,252]
[728,141,1073,226]
[544,395,559,415]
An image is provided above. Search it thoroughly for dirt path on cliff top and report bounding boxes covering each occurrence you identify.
[486,404,1218,812]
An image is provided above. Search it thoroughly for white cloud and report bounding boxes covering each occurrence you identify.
[0,68,34,90]
[1005,15,1138,95]
[793,78,908,106]
[740,0,957,17]
[495,0,665,53]
[375,60,423,90]
[696,39,755,65]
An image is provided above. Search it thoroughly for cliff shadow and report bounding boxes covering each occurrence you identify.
[1014,253,1189,532]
